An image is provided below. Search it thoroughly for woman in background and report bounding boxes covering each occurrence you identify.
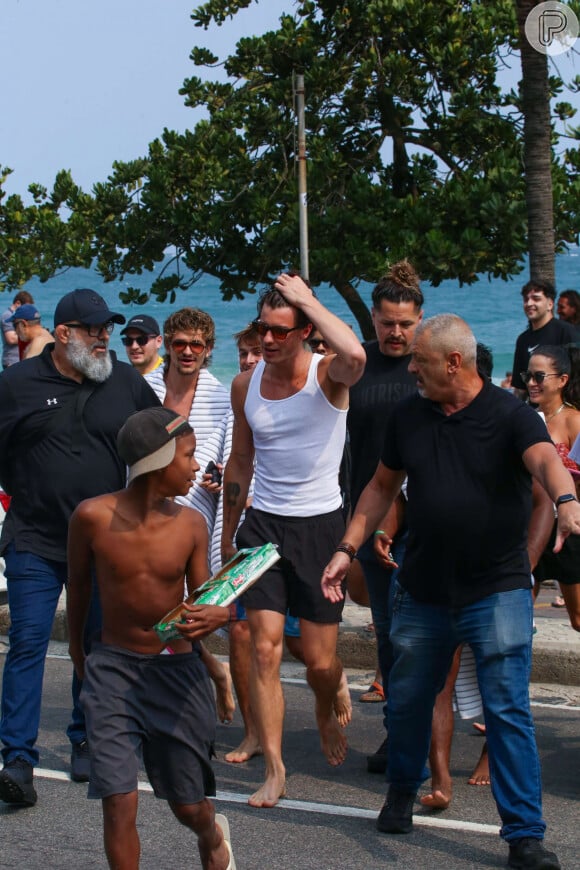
[524,344,580,630]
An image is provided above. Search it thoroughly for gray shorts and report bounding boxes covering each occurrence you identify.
[81,643,216,803]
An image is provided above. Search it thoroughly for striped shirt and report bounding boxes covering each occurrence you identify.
[145,366,231,550]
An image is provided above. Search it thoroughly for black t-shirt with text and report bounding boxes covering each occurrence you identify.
[348,341,416,508]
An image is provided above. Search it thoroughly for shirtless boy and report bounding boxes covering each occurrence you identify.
[67,407,235,870]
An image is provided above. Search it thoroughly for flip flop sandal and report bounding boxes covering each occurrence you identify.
[359,680,385,702]
[215,814,236,870]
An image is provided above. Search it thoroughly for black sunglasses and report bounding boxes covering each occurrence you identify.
[64,321,114,337]
[121,334,157,347]
[252,319,301,341]
[520,370,562,385]
[308,337,329,350]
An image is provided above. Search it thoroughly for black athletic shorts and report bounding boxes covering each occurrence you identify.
[534,521,580,586]
[81,643,216,802]
[236,506,346,623]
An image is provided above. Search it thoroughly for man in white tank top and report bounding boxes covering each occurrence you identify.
[221,273,365,809]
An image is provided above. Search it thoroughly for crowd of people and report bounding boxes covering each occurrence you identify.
[0,273,579,870]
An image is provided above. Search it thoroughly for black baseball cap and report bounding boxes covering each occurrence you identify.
[120,314,161,337]
[117,407,193,483]
[53,288,126,328]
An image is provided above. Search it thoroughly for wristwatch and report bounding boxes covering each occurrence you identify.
[555,493,578,508]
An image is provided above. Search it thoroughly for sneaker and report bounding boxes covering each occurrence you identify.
[376,786,416,834]
[366,736,388,774]
[508,837,561,869]
[70,739,91,783]
[0,756,37,806]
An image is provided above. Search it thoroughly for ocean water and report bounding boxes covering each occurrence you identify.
[11,250,579,385]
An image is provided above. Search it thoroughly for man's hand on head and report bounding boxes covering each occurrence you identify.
[273,273,313,308]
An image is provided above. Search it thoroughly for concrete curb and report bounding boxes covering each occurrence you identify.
[1,604,579,686]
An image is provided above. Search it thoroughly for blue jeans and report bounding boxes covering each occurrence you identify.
[357,531,406,697]
[387,583,545,842]
[0,545,101,766]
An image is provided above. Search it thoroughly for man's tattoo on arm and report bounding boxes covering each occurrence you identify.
[225,482,241,506]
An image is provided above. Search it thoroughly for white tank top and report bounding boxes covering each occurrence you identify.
[245,354,346,516]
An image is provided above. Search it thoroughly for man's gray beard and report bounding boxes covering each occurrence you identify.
[66,332,112,383]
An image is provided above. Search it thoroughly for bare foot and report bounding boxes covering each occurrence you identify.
[333,671,352,728]
[214,661,236,724]
[468,742,490,786]
[420,789,451,810]
[318,712,348,766]
[225,735,263,764]
[248,769,286,808]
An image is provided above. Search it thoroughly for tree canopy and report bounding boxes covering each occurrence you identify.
[1,0,579,336]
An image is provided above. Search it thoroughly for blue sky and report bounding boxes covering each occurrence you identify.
[2,0,578,199]
[1,0,290,195]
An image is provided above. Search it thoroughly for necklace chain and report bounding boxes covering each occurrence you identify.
[545,402,566,423]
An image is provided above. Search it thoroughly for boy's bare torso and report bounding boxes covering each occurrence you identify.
[79,492,208,654]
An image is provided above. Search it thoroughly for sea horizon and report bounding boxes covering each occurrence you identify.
[7,249,578,385]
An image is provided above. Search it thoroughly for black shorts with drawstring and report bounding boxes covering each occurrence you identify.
[236,506,346,623]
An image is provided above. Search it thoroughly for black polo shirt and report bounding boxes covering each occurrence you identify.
[0,344,160,561]
[380,379,552,607]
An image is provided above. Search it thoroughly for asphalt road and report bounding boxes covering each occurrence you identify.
[0,647,578,870]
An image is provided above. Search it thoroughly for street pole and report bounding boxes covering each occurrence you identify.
[295,72,309,281]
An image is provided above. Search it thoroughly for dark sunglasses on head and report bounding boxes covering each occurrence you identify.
[252,319,301,341]
[121,334,157,347]
[64,321,115,337]
[308,337,329,350]
[520,370,562,385]
[171,338,207,353]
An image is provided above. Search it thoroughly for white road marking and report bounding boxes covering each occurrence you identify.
[33,769,499,835]
[285,677,580,710]
[529,700,580,711]
[38,658,580,711]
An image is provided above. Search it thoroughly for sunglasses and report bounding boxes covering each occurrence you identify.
[252,319,301,341]
[121,334,157,347]
[64,321,115,337]
[308,337,329,350]
[520,371,562,385]
[171,338,207,353]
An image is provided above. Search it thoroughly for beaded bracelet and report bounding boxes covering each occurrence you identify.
[335,542,356,562]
